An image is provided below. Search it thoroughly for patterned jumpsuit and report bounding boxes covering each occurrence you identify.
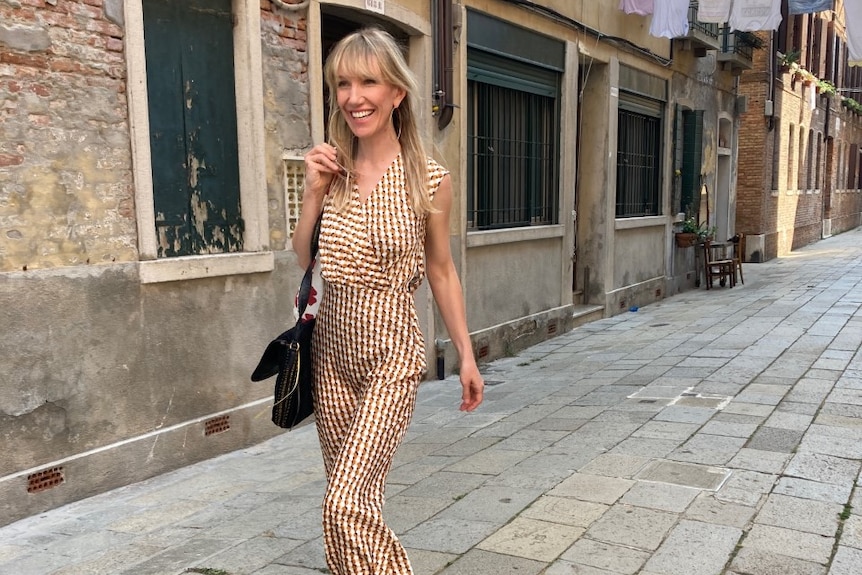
[312,155,447,575]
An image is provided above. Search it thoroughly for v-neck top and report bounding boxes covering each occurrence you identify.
[317,155,448,294]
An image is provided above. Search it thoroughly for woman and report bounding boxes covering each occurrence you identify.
[291,27,484,575]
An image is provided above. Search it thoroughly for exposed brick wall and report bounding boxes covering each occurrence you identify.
[0,0,137,272]
[737,25,862,260]
[260,0,311,251]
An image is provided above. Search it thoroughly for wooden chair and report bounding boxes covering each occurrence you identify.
[731,233,745,285]
[702,239,735,289]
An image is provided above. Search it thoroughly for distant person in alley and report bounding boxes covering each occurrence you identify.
[291,27,484,575]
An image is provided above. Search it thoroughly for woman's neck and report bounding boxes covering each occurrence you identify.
[355,133,401,168]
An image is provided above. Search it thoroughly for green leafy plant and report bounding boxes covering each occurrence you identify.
[816,79,836,96]
[842,97,862,115]
[778,49,800,67]
[678,217,715,241]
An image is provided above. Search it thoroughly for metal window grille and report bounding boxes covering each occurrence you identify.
[282,154,306,239]
[616,108,661,217]
[467,81,559,230]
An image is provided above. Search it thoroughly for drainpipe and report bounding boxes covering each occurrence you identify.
[433,0,455,130]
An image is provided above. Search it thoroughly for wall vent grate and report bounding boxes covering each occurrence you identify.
[28,467,65,493]
[204,414,231,436]
[282,155,306,239]
[477,344,489,359]
[547,321,558,335]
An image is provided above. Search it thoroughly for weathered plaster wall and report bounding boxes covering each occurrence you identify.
[260,3,311,251]
[0,0,137,272]
[0,0,306,526]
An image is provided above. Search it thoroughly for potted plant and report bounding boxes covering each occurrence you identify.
[816,79,836,97]
[675,217,715,248]
[675,217,701,248]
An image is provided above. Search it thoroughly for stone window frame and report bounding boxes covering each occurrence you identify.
[124,0,272,284]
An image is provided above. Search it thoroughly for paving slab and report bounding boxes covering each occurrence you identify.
[729,546,827,575]
[477,517,583,562]
[584,505,678,551]
[642,519,741,575]
[756,493,842,536]
[558,538,649,574]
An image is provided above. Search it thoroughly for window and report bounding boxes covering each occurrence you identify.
[126,0,270,282]
[787,124,795,191]
[816,134,823,190]
[616,65,665,218]
[465,10,563,231]
[678,109,703,216]
[143,0,242,257]
[617,94,663,217]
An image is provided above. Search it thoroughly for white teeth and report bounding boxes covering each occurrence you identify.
[352,110,373,118]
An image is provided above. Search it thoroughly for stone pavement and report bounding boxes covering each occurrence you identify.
[3,229,862,575]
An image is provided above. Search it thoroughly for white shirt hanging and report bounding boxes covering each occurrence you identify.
[649,0,690,39]
[619,0,655,16]
[729,0,783,31]
[698,0,732,24]
[846,1,862,66]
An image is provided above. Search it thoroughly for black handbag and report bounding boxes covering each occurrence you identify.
[251,219,320,429]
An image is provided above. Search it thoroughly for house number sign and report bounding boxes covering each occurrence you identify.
[365,0,384,14]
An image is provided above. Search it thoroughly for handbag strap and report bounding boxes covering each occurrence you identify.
[295,214,322,321]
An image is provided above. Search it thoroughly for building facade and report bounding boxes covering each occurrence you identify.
[1,0,751,524]
[736,0,862,262]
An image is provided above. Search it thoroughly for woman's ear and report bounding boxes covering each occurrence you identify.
[394,88,406,109]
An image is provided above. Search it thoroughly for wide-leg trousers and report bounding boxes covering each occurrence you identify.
[312,285,423,575]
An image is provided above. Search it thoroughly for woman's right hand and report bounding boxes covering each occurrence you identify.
[303,143,344,201]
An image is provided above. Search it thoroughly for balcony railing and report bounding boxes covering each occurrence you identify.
[680,2,721,55]
[717,27,756,72]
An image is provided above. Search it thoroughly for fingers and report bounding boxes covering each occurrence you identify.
[305,143,344,179]
[459,376,484,412]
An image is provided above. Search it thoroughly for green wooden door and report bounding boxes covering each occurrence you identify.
[143,0,243,257]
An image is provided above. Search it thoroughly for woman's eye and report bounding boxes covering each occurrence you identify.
[363,78,378,85]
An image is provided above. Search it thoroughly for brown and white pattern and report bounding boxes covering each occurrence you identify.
[312,155,448,575]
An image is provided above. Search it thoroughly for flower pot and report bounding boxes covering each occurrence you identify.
[675,232,699,248]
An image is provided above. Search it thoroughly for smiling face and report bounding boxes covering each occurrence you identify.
[335,58,405,143]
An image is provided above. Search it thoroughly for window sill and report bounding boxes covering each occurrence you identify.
[466,224,564,248]
[614,216,666,230]
[138,251,275,284]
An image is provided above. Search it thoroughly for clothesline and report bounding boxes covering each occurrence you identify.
[618,0,861,65]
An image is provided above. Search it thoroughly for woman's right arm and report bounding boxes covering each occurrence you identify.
[292,143,341,268]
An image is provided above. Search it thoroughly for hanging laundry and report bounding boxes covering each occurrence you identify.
[729,0,783,31]
[619,0,654,16]
[788,0,833,15]
[649,0,689,38]
[846,0,862,66]
[699,0,732,24]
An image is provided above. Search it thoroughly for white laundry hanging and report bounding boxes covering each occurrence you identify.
[649,0,690,39]
[729,0,783,31]
[698,0,732,24]
[619,0,655,16]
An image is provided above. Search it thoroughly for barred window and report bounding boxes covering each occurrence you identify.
[467,83,558,229]
[466,49,560,230]
[616,101,662,217]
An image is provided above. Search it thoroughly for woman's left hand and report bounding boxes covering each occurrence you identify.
[459,362,484,412]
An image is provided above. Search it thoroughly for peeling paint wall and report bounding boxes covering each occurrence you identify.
[0,1,138,272]
[0,0,305,526]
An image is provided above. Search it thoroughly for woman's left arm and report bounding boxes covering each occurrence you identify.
[425,174,484,412]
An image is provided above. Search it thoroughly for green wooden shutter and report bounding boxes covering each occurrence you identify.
[143,0,243,257]
[681,110,704,217]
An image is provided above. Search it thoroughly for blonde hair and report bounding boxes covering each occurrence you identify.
[324,27,435,215]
